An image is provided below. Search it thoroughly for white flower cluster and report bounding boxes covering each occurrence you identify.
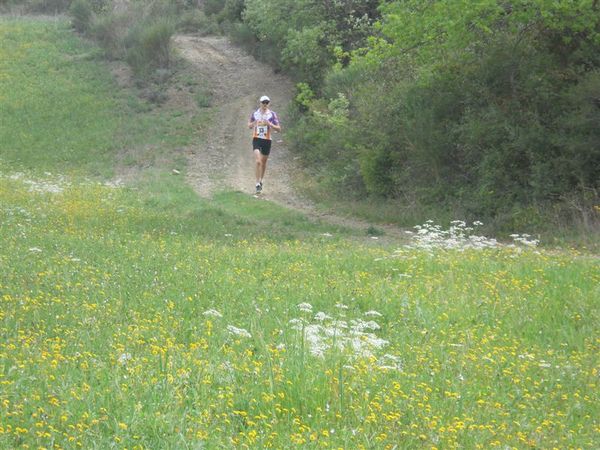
[104,179,124,188]
[289,304,398,368]
[405,220,498,251]
[202,309,223,318]
[8,172,68,194]
[509,233,539,247]
[3,171,124,195]
[226,325,252,339]
[404,220,540,250]
[297,302,313,313]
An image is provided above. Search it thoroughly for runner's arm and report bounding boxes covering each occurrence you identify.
[268,116,281,132]
[248,111,258,129]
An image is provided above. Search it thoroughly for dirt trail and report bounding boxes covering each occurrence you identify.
[173,35,407,242]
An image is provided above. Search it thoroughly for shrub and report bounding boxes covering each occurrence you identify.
[224,21,255,50]
[310,13,600,220]
[126,18,175,76]
[281,26,332,86]
[90,12,128,59]
[69,0,93,34]
[203,0,224,16]
[194,88,212,108]
[219,0,245,23]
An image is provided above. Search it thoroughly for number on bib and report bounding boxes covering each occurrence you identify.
[257,125,268,139]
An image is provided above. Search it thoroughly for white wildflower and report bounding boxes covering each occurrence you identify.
[314,311,332,322]
[288,318,306,330]
[406,220,499,250]
[291,314,388,360]
[377,354,403,371]
[203,309,222,318]
[297,302,313,313]
[510,234,539,247]
[330,319,348,330]
[349,319,380,332]
[118,353,132,365]
[226,325,252,338]
[104,179,123,188]
[304,324,327,358]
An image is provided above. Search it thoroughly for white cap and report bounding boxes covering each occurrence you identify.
[260,95,270,102]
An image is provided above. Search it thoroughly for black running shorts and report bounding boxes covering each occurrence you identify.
[253,137,272,156]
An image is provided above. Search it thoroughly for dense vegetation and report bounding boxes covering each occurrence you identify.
[3,0,599,232]
[211,0,600,231]
[216,0,592,233]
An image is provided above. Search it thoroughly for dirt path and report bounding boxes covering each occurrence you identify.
[173,35,408,242]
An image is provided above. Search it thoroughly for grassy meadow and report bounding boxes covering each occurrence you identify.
[1,17,599,450]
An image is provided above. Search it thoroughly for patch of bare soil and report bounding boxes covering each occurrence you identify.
[173,34,408,243]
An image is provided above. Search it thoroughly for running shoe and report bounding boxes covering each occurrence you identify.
[256,183,262,193]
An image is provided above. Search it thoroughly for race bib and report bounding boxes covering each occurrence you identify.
[256,125,268,139]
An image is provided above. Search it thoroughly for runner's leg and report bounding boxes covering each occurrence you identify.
[259,155,268,182]
[254,149,262,184]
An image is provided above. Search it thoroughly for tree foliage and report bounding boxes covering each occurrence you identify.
[287,0,600,228]
[241,0,380,85]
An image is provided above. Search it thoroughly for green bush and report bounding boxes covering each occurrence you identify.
[203,0,225,16]
[289,24,600,228]
[219,0,245,23]
[225,21,256,51]
[69,0,92,34]
[282,26,332,86]
[194,88,212,108]
[126,18,175,76]
[90,12,128,59]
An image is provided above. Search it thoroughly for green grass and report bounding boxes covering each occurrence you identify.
[1,17,599,449]
[0,17,207,178]
[0,18,119,175]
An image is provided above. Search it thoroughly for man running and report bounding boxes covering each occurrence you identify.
[247,95,281,193]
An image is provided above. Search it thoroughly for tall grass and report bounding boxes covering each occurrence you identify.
[1,16,599,450]
[0,18,119,175]
[125,17,175,76]
[0,17,203,176]
[2,170,598,449]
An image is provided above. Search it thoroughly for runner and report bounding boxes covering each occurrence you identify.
[247,95,281,193]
